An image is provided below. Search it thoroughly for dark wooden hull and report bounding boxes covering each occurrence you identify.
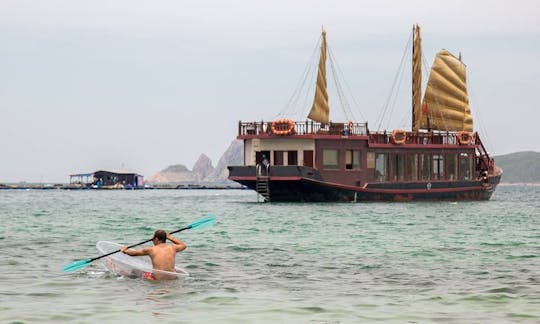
[228,166,501,202]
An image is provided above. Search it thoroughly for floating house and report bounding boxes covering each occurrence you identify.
[69,170,144,189]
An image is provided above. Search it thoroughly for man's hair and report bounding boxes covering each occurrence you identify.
[153,230,167,243]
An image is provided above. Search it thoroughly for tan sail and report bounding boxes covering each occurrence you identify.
[412,24,422,132]
[308,28,329,123]
[420,49,473,132]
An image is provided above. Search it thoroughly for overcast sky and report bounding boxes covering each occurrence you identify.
[1,0,539,182]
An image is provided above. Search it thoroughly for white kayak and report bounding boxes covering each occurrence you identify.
[96,241,189,280]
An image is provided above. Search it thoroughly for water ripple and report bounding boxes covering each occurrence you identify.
[0,186,539,322]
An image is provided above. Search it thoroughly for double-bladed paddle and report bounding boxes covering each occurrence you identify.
[62,215,215,273]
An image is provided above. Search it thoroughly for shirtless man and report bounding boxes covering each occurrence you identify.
[120,230,186,280]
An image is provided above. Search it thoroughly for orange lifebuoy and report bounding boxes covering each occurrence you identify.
[271,119,295,135]
[391,129,407,144]
[457,131,472,145]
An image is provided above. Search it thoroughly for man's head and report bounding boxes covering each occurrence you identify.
[153,230,167,244]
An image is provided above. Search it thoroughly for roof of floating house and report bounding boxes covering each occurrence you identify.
[70,170,143,177]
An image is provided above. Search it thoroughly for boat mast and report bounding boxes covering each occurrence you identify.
[412,24,422,132]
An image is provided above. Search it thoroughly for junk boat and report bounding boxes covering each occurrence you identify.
[228,25,502,202]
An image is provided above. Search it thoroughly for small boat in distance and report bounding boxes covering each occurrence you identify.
[227,25,502,202]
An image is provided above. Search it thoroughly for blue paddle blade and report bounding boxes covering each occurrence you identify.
[62,259,91,273]
[188,214,215,230]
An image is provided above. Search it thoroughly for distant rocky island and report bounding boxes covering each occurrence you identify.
[145,140,244,188]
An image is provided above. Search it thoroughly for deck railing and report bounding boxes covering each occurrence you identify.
[238,121,480,148]
[238,120,368,136]
[367,130,476,146]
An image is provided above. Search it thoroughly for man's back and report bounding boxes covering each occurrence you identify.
[147,244,178,272]
[121,230,187,280]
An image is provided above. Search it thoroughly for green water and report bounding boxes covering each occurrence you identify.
[1,186,539,323]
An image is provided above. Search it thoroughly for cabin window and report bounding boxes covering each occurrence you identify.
[447,153,458,180]
[406,154,418,181]
[273,151,284,166]
[420,154,430,181]
[375,153,387,181]
[345,150,361,170]
[303,150,314,168]
[287,151,298,165]
[389,154,405,181]
[459,153,473,180]
[397,154,405,181]
[323,149,339,170]
[432,154,444,180]
[367,152,375,168]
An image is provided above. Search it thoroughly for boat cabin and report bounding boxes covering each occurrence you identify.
[236,121,486,187]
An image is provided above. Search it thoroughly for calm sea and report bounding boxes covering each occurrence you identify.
[1,185,539,323]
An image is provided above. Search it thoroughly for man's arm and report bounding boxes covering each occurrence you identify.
[167,233,187,252]
[120,246,150,256]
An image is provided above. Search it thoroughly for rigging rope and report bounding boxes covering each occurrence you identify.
[275,36,320,120]
[328,46,354,122]
[275,33,364,123]
[375,31,413,131]
[386,50,409,130]
[468,78,493,154]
